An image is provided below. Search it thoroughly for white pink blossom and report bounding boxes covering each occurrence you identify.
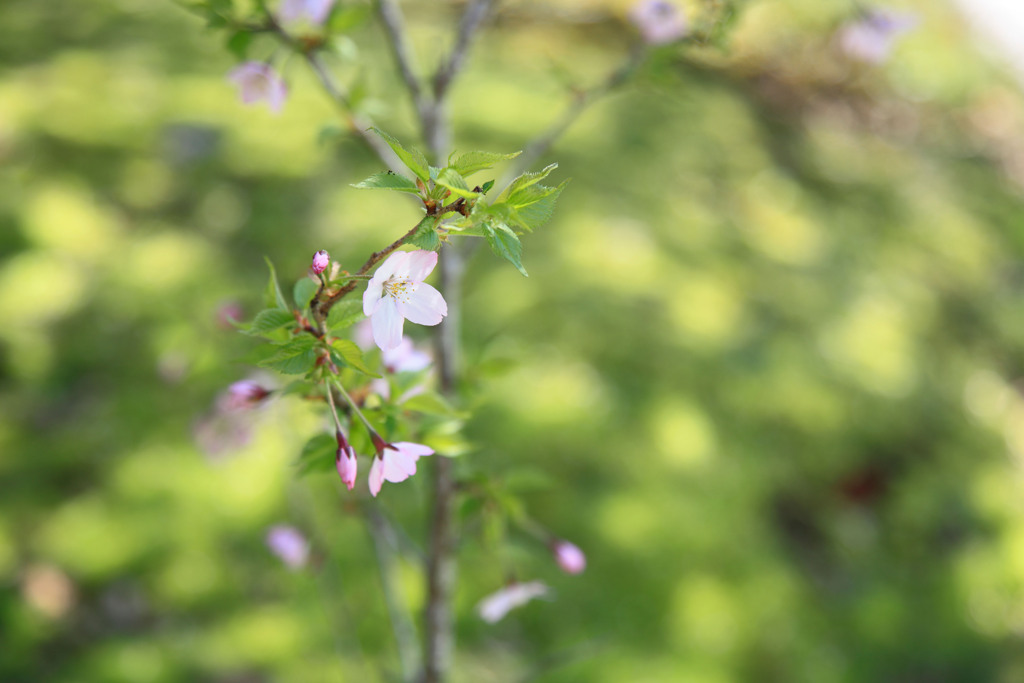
[629,0,687,46]
[279,0,335,25]
[368,439,434,497]
[838,9,917,64]
[227,62,288,113]
[363,250,447,351]
[218,380,271,412]
[476,581,551,623]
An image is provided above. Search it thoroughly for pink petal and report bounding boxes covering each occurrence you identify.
[374,251,409,283]
[363,279,384,316]
[404,250,438,282]
[371,298,405,351]
[392,442,434,459]
[397,283,447,326]
[382,448,418,482]
[368,457,385,497]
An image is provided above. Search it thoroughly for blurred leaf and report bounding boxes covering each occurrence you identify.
[328,4,372,33]
[246,308,295,337]
[370,127,429,181]
[401,391,459,416]
[317,124,343,147]
[331,339,380,377]
[351,171,419,193]
[258,336,319,375]
[293,278,319,310]
[264,256,290,311]
[295,433,337,476]
[448,150,521,177]
[225,30,252,59]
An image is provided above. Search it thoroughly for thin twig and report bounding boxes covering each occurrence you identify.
[366,503,423,682]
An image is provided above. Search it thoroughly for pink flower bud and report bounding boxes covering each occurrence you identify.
[336,430,358,490]
[219,380,271,412]
[552,540,586,574]
[311,250,330,274]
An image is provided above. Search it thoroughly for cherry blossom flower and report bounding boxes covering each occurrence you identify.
[476,581,551,623]
[227,62,288,113]
[218,380,271,412]
[279,0,335,25]
[336,430,358,490]
[266,525,310,569]
[367,437,433,497]
[363,250,447,351]
[838,9,917,64]
[551,540,586,574]
[311,250,330,274]
[629,0,687,45]
[382,336,432,374]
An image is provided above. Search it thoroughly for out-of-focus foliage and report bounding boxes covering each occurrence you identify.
[4,0,1024,681]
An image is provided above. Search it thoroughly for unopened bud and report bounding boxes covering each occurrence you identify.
[551,540,586,574]
[311,250,330,274]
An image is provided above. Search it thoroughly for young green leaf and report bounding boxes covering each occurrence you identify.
[449,150,521,177]
[351,171,420,193]
[369,127,430,182]
[293,278,319,310]
[509,180,568,232]
[258,336,319,375]
[326,299,364,332]
[501,163,558,202]
[330,339,381,377]
[482,220,528,277]
[435,168,480,200]
[264,257,290,311]
[409,215,441,251]
[246,308,296,337]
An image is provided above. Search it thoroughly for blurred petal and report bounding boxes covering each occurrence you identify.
[368,457,385,497]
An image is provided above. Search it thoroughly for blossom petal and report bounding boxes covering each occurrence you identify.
[393,442,434,459]
[363,279,384,316]
[382,448,418,482]
[371,298,405,350]
[374,250,409,283]
[404,250,438,282]
[368,457,385,497]
[397,283,447,326]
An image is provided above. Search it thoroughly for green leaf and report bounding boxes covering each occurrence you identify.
[401,391,459,416]
[328,3,372,33]
[483,220,528,277]
[264,257,289,311]
[409,216,441,251]
[369,127,430,182]
[226,31,252,59]
[449,150,521,177]
[435,168,480,200]
[246,308,295,336]
[326,299,363,332]
[294,433,337,476]
[351,171,419,193]
[481,179,495,194]
[293,278,319,310]
[331,339,380,377]
[509,180,568,232]
[258,336,319,375]
[317,125,343,147]
[501,163,558,202]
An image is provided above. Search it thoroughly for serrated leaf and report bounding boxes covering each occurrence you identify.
[331,339,380,377]
[500,163,558,202]
[246,308,295,336]
[259,336,319,375]
[509,180,568,232]
[409,216,441,251]
[483,220,528,277]
[369,127,429,182]
[295,433,337,476]
[293,278,319,310]
[326,299,364,332]
[351,171,419,193]
[435,168,480,200]
[264,257,289,311]
[449,150,521,177]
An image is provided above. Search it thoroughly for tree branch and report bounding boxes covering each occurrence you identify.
[433,0,498,101]
[377,0,428,115]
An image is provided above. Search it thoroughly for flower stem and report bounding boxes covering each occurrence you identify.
[330,377,379,440]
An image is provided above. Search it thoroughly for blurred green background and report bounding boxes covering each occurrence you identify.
[6,0,1024,680]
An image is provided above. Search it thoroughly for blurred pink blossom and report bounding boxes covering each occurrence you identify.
[279,0,335,25]
[363,250,447,351]
[266,525,310,569]
[218,380,271,412]
[382,336,432,374]
[552,540,586,574]
[838,9,917,64]
[476,581,550,623]
[629,0,687,45]
[228,62,288,113]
